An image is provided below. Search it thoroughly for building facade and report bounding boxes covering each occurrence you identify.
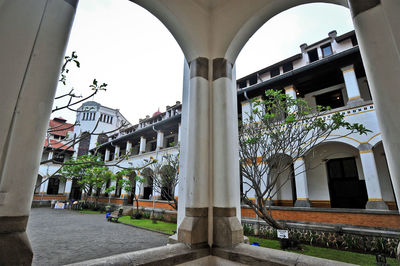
[35,30,398,229]
[33,102,131,203]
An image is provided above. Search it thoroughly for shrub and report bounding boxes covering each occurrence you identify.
[243,224,254,236]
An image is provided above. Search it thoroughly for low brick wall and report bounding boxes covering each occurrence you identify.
[241,206,400,229]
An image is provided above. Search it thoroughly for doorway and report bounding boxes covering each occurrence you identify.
[327,157,368,209]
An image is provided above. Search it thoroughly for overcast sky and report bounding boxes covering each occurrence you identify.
[53,1,353,125]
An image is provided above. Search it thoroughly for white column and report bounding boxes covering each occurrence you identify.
[126,141,132,155]
[65,179,72,196]
[241,101,252,123]
[104,149,110,162]
[241,96,262,124]
[284,84,297,113]
[177,60,189,227]
[39,178,49,195]
[178,58,210,246]
[120,177,128,199]
[293,158,311,207]
[350,0,400,211]
[156,131,164,150]
[139,136,146,154]
[114,145,120,160]
[211,60,243,247]
[48,151,54,161]
[178,123,182,144]
[359,146,388,209]
[341,64,363,103]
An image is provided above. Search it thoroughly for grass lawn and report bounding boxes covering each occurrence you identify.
[79,210,102,214]
[248,236,398,266]
[119,216,177,235]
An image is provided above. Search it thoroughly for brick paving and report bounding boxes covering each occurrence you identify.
[27,208,168,265]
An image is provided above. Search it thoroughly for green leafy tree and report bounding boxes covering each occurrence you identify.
[115,169,144,213]
[239,89,369,229]
[61,154,112,205]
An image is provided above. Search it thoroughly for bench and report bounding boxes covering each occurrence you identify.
[107,208,123,223]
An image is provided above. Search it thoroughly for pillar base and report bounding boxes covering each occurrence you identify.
[178,208,208,248]
[213,207,243,248]
[0,216,33,265]
[366,200,389,210]
[294,199,312,207]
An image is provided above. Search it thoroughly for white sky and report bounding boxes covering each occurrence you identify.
[53,1,353,125]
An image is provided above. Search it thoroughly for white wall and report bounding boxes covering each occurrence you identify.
[305,142,362,201]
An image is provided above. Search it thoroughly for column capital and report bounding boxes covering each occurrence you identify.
[358,143,373,151]
[284,84,295,93]
[212,58,233,81]
[341,64,355,73]
[189,57,208,80]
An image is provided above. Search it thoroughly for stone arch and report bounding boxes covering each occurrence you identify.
[132,0,348,62]
[225,0,348,62]
[369,133,382,148]
[304,141,368,208]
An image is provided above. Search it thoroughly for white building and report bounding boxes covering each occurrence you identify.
[74,101,131,154]
[34,30,397,229]
[33,102,131,203]
[238,30,395,212]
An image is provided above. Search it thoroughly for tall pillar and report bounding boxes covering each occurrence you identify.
[211,60,243,247]
[349,0,400,211]
[114,145,120,160]
[358,144,388,209]
[177,123,182,144]
[284,85,297,113]
[156,131,164,150]
[120,177,128,199]
[126,141,132,155]
[241,101,252,122]
[139,136,146,154]
[178,58,210,247]
[104,148,110,162]
[177,60,189,228]
[48,151,54,161]
[293,158,311,207]
[40,178,49,195]
[0,1,77,264]
[178,58,243,248]
[65,179,72,199]
[341,65,363,104]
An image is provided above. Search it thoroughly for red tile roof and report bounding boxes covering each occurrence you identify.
[44,118,75,151]
[44,139,74,151]
[48,118,74,137]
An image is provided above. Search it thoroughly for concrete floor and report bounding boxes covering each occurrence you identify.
[27,208,168,265]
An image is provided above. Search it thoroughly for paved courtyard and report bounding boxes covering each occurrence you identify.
[27,208,169,265]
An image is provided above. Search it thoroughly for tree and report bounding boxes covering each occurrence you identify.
[35,51,130,191]
[61,154,155,206]
[151,153,179,210]
[116,169,144,213]
[239,89,369,229]
[60,155,113,205]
